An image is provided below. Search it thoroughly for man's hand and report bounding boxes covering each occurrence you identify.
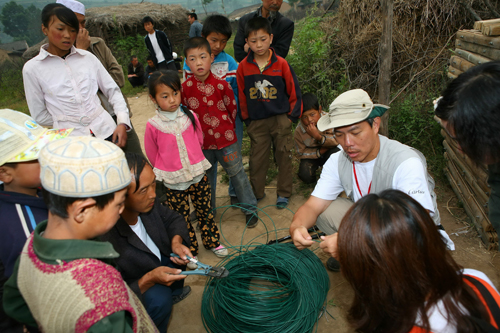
[112,124,127,148]
[319,233,338,258]
[75,28,91,50]
[305,123,322,141]
[128,74,137,78]
[291,226,314,250]
[244,43,250,53]
[171,235,193,266]
[138,266,187,293]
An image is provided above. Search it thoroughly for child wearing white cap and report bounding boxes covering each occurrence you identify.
[3,136,158,332]
[0,109,72,332]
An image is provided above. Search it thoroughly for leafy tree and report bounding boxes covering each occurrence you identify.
[0,1,43,46]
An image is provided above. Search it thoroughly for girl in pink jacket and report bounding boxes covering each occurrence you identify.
[145,70,228,261]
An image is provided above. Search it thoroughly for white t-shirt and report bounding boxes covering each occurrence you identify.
[311,152,435,216]
[415,269,498,333]
[129,216,162,260]
[149,31,165,63]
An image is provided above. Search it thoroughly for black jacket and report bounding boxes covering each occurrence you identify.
[144,30,174,66]
[127,61,145,78]
[234,8,294,62]
[99,198,190,301]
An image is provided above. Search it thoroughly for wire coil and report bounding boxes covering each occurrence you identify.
[201,243,330,333]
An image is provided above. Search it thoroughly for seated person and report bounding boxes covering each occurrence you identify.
[331,189,500,332]
[294,92,339,184]
[127,55,145,87]
[144,56,157,84]
[100,152,192,332]
[3,136,157,332]
[0,109,71,332]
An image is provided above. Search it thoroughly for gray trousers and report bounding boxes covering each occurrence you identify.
[316,197,354,235]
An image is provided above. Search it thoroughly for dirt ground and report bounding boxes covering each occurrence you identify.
[127,91,500,333]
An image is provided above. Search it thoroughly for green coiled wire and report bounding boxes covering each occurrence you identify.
[201,242,330,333]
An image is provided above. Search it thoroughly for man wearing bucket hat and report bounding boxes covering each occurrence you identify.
[289,89,452,271]
[0,109,72,332]
[3,136,160,332]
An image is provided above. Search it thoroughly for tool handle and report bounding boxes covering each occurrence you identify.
[170,253,194,261]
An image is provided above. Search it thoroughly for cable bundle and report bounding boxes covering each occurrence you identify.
[201,243,330,333]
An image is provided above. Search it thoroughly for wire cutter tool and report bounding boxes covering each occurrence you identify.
[170,253,229,278]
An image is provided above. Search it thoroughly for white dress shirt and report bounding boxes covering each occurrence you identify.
[23,44,131,138]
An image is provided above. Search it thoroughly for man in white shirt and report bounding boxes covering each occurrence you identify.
[289,89,453,271]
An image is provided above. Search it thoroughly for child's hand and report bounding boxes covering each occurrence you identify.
[305,123,322,141]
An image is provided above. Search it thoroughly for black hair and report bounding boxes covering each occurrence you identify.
[1,162,17,169]
[147,55,154,62]
[201,14,232,39]
[183,37,211,58]
[302,93,320,112]
[41,3,79,33]
[125,152,152,193]
[188,12,198,20]
[41,187,116,219]
[148,70,197,130]
[435,61,500,164]
[142,16,154,25]
[244,16,272,38]
[130,55,137,61]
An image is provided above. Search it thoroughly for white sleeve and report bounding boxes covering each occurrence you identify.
[311,152,344,200]
[393,157,435,215]
[95,56,131,128]
[23,62,53,126]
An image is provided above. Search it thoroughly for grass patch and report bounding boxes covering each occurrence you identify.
[0,64,28,113]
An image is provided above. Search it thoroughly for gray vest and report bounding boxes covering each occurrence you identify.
[338,135,440,225]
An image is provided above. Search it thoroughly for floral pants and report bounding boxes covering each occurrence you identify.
[164,174,220,256]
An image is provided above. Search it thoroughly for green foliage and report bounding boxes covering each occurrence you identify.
[111,33,149,73]
[0,63,28,113]
[0,1,43,46]
[288,13,347,108]
[388,88,446,181]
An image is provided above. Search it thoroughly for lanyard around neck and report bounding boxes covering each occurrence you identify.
[353,162,371,197]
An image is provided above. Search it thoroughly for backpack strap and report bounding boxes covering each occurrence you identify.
[463,274,500,331]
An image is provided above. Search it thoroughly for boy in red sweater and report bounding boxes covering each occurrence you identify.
[236,17,302,208]
[182,37,259,228]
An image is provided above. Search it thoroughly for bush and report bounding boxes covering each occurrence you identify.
[0,63,28,113]
[288,13,347,108]
[111,33,149,72]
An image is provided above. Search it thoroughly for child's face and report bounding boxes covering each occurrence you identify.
[144,22,154,34]
[0,160,41,193]
[246,29,273,57]
[124,164,157,215]
[152,84,181,112]
[42,16,77,57]
[205,32,229,57]
[85,188,127,237]
[185,47,214,81]
[301,108,321,127]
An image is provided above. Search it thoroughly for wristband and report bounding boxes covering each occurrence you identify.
[319,135,326,145]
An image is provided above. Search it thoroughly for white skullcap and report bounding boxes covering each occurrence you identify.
[56,0,85,15]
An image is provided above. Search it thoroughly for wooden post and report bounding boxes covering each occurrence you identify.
[378,0,393,136]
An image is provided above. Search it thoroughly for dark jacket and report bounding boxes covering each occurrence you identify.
[234,8,294,62]
[127,61,145,78]
[99,198,190,301]
[237,48,302,122]
[144,30,174,67]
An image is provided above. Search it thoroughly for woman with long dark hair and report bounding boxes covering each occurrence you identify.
[336,189,500,332]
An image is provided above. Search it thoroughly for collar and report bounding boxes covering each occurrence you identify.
[33,221,119,263]
[247,47,277,69]
[256,6,280,23]
[193,71,214,83]
[37,44,84,61]
[155,106,183,121]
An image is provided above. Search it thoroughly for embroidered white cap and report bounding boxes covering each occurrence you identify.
[56,0,85,15]
[39,136,131,197]
[0,109,72,166]
[317,89,389,131]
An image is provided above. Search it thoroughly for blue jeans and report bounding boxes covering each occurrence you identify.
[204,142,257,214]
[143,255,184,332]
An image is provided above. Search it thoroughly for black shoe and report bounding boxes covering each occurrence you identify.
[326,257,341,272]
[172,286,191,304]
[230,196,239,206]
[245,214,259,228]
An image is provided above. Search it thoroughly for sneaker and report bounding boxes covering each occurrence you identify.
[230,196,239,206]
[212,245,228,257]
[172,286,192,304]
[245,214,259,228]
[276,196,289,209]
[326,257,341,272]
[187,256,198,270]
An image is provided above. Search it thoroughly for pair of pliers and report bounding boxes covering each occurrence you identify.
[170,253,230,278]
